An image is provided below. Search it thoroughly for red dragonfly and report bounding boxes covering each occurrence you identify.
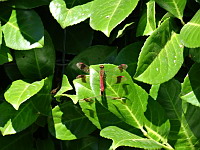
[76,63,128,101]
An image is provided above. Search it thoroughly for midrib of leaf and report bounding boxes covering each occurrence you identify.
[172,0,182,19]
[165,89,195,149]
[105,0,122,35]
[15,84,32,108]
[145,126,166,143]
[114,138,167,149]
[34,50,42,79]
[188,22,200,27]
[1,131,30,150]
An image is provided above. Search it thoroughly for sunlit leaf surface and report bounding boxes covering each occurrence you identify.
[180,10,200,48]
[90,0,139,36]
[4,79,44,110]
[135,18,184,84]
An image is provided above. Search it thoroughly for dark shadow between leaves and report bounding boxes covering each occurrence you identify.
[0,4,12,25]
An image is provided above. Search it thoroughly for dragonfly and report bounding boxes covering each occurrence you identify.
[76,63,128,93]
[76,63,129,102]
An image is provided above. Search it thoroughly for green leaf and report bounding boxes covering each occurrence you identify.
[0,44,13,65]
[15,31,55,80]
[89,64,148,130]
[184,104,200,140]
[144,98,171,144]
[65,23,93,54]
[74,75,134,129]
[0,129,34,150]
[114,42,143,76]
[1,9,44,50]
[64,136,103,150]
[136,0,156,36]
[180,10,200,48]
[189,47,200,63]
[36,138,55,150]
[48,101,96,140]
[0,101,39,135]
[4,79,44,110]
[181,63,200,107]
[8,0,50,9]
[49,0,92,28]
[54,75,75,102]
[66,45,118,79]
[55,75,72,97]
[4,62,23,81]
[155,0,187,22]
[134,18,184,84]
[149,84,160,100]
[90,0,139,36]
[31,76,53,116]
[157,79,200,149]
[0,22,2,45]
[100,126,163,150]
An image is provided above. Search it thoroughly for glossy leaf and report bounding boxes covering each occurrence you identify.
[31,76,53,116]
[55,75,72,97]
[2,9,44,50]
[15,31,55,80]
[149,84,160,100]
[157,79,200,149]
[90,64,148,130]
[114,42,143,76]
[8,0,50,9]
[4,62,23,81]
[0,44,13,65]
[66,45,118,79]
[181,63,200,107]
[90,0,139,36]
[74,75,134,129]
[0,23,2,45]
[100,126,163,150]
[136,0,156,36]
[63,136,109,150]
[135,18,184,84]
[48,101,96,140]
[65,0,92,8]
[65,23,93,54]
[0,101,39,135]
[116,22,134,38]
[189,47,200,63]
[54,75,76,102]
[50,0,92,28]
[185,104,200,140]
[144,98,171,144]
[180,10,200,48]
[155,0,187,21]
[4,79,44,110]
[0,130,34,150]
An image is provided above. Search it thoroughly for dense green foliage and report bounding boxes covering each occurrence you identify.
[0,0,200,149]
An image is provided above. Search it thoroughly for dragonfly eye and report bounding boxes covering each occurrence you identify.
[100,65,104,69]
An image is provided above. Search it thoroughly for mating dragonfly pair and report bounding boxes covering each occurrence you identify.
[76,62,128,102]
